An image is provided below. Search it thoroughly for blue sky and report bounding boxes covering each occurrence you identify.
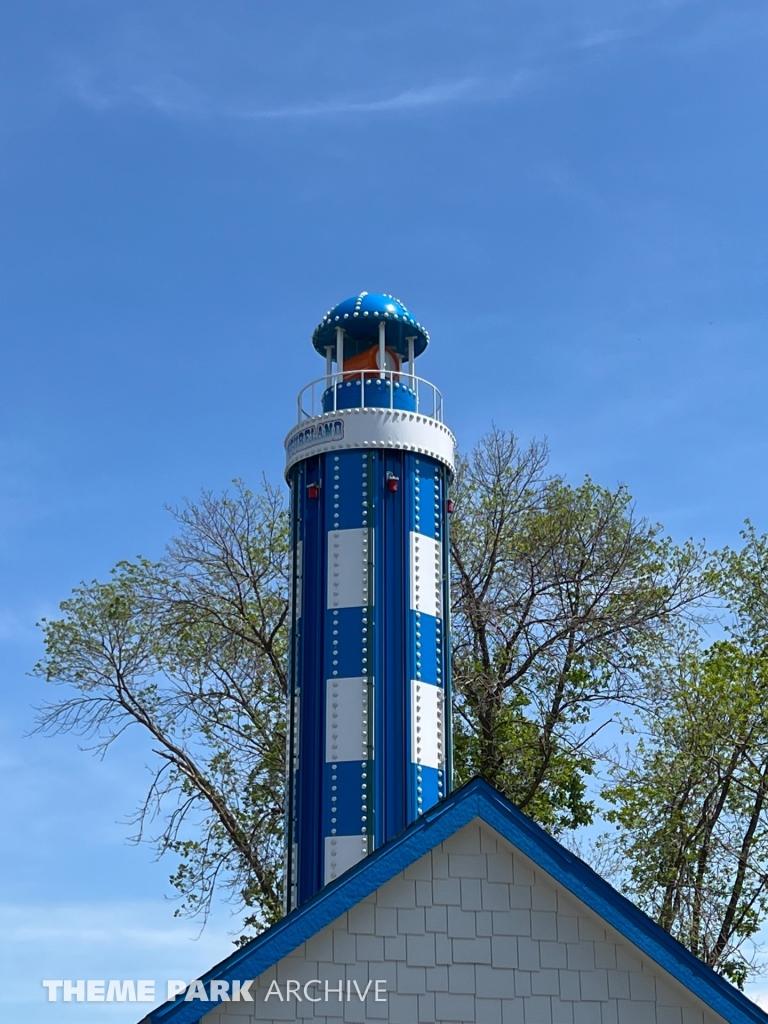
[2,1,768,1019]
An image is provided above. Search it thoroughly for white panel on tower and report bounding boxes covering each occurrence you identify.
[411,680,443,770]
[324,834,369,885]
[327,528,371,609]
[410,531,443,618]
[326,677,369,762]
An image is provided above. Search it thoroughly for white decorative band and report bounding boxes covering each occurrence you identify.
[284,408,455,476]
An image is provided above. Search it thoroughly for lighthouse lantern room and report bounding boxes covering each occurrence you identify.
[283,292,456,911]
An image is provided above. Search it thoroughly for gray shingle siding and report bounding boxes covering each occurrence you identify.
[201,822,725,1024]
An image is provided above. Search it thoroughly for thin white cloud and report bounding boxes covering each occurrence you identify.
[229,78,481,119]
[60,2,708,127]
[58,0,761,130]
[575,27,634,49]
[67,68,537,123]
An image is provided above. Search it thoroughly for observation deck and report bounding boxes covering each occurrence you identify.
[297,369,444,422]
[284,369,454,477]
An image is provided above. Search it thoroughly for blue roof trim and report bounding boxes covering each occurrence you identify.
[141,779,768,1024]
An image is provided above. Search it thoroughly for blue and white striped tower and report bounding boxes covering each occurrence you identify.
[283,292,456,911]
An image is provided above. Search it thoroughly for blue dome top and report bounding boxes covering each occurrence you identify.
[312,292,430,359]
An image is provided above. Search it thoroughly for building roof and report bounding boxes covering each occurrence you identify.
[311,292,430,359]
[141,778,768,1024]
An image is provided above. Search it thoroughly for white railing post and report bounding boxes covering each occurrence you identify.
[335,328,344,412]
[407,336,415,392]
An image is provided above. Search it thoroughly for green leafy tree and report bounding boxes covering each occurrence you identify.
[34,481,289,936]
[601,526,768,986]
[34,433,710,940]
[449,428,708,832]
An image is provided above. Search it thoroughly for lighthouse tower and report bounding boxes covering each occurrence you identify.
[283,292,456,911]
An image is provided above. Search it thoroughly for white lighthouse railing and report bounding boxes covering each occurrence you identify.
[296,370,444,424]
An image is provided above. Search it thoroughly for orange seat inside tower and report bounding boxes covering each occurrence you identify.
[343,345,401,380]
